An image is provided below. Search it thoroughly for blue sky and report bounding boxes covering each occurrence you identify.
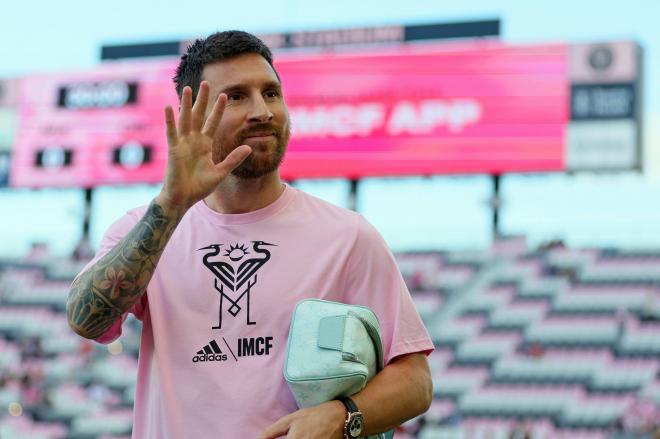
[3,0,658,164]
[2,0,660,256]
[2,1,658,94]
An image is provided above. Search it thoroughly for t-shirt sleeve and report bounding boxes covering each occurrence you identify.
[343,215,435,365]
[72,206,149,344]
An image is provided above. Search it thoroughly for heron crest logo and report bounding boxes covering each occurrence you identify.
[198,241,276,330]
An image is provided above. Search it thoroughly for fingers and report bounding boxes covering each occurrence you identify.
[164,106,177,149]
[191,81,210,132]
[257,416,290,439]
[215,145,252,176]
[178,86,192,135]
[202,93,227,137]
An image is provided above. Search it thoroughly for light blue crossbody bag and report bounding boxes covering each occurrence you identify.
[284,299,394,439]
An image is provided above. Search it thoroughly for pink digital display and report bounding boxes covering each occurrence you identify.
[11,42,569,187]
[279,42,569,179]
[12,60,178,187]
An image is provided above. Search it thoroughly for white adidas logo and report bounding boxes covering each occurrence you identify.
[192,339,228,363]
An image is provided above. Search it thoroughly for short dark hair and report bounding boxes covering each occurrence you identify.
[173,30,277,100]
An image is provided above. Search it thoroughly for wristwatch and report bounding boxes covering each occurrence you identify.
[336,396,364,439]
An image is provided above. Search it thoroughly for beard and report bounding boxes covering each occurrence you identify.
[214,122,290,180]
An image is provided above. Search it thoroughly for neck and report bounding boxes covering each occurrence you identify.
[204,171,284,214]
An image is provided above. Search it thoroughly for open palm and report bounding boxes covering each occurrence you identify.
[160,81,251,209]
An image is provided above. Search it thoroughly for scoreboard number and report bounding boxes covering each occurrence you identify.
[112,141,152,169]
[57,81,138,109]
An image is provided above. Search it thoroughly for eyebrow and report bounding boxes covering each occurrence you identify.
[218,81,282,96]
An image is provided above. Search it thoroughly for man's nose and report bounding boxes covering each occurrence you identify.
[247,94,273,123]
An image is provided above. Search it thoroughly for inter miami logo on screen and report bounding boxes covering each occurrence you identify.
[198,241,276,330]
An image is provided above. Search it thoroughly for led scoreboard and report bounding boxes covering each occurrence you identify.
[278,42,568,178]
[12,60,177,187]
[9,40,641,187]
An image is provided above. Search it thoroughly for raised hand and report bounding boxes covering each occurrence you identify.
[156,81,251,211]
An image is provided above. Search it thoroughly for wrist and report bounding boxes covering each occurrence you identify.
[335,397,364,439]
[153,193,192,219]
[321,400,348,439]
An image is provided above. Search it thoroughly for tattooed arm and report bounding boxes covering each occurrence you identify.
[66,201,184,339]
[66,82,251,340]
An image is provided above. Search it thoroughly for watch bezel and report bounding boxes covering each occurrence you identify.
[344,411,364,438]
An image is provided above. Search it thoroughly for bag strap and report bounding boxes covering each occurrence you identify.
[347,311,384,373]
[342,311,392,439]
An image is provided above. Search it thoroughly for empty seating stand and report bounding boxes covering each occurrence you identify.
[403,243,660,438]
[1,243,659,438]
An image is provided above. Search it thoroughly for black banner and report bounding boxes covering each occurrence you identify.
[112,142,152,168]
[57,81,138,109]
[570,83,636,120]
[0,151,10,186]
[35,148,73,169]
[101,19,500,60]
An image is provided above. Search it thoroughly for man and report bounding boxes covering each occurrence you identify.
[67,30,434,439]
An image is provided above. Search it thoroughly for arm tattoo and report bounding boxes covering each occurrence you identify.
[66,201,183,339]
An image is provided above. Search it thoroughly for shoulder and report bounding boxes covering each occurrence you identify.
[100,205,149,245]
[292,187,387,243]
[87,204,151,264]
[107,205,149,233]
[296,190,386,247]
[125,205,149,220]
[291,187,362,228]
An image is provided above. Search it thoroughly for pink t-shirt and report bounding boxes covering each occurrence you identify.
[81,185,434,439]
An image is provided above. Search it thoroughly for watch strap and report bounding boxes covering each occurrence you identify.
[337,396,359,413]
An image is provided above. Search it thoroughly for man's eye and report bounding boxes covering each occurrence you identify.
[265,90,279,99]
[228,94,243,101]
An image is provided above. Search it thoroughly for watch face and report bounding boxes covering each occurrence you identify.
[348,413,363,438]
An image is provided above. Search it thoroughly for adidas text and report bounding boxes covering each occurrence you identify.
[192,353,228,363]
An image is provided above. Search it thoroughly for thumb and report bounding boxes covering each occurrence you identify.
[258,418,290,439]
[257,412,295,439]
[215,145,252,175]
